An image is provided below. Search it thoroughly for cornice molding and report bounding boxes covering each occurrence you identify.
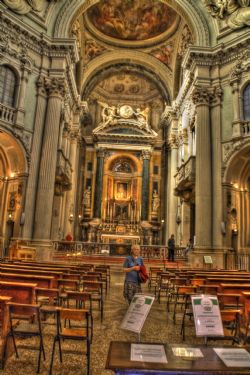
[183,34,250,71]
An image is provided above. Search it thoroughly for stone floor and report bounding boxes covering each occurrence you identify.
[2,267,236,375]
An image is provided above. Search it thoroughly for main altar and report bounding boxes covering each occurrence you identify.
[80,104,163,247]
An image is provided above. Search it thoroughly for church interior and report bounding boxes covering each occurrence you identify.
[0,0,250,374]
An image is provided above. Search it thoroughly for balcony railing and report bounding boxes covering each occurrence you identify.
[0,103,15,124]
[175,156,195,191]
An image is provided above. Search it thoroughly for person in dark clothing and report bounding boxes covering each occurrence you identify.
[168,234,175,262]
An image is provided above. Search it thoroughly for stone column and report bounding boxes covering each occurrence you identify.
[141,150,151,221]
[22,76,47,239]
[192,86,212,248]
[211,86,223,249]
[93,148,105,218]
[33,77,65,240]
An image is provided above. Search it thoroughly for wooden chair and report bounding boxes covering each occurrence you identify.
[81,281,104,321]
[35,288,61,321]
[66,291,93,342]
[4,302,45,373]
[49,308,91,375]
[205,309,242,345]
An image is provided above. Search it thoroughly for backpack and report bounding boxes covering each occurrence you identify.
[138,265,149,283]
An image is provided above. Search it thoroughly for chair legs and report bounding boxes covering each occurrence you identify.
[49,336,90,375]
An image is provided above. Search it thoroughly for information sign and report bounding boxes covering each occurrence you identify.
[204,256,213,264]
[172,347,203,358]
[131,344,167,363]
[191,295,224,337]
[121,294,154,334]
[214,348,250,367]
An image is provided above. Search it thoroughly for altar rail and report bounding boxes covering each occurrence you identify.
[52,241,186,260]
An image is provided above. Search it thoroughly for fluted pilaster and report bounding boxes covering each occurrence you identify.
[22,76,47,238]
[192,86,212,248]
[33,77,65,239]
[211,86,223,249]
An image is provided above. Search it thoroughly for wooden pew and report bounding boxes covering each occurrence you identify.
[0,281,36,304]
[0,273,54,288]
[0,296,12,369]
[0,267,62,287]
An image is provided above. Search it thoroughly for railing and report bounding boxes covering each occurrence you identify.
[175,156,195,187]
[53,241,186,261]
[224,250,250,271]
[0,103,15,123]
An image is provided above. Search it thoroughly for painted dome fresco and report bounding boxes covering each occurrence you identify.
[86,0,178,41]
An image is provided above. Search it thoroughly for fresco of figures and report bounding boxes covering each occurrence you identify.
[87,0,177,41]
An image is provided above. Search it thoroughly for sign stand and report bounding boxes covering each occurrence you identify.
[121,294,155,336]
[191,295,223,339]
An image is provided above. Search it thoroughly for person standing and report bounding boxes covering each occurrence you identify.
[123,244,144,304]
[168,234,175,262]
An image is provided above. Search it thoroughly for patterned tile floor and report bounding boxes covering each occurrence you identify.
[2,268,234,374]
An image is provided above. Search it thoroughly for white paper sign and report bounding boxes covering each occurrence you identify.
[191,295,224,337]
[131,344,167,363]
[121,294,154,333]
[172,347,203,358]
[214,348,250,367]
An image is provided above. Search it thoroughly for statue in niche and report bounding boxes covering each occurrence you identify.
[203,0,250,29]
[83,186,91,208]
[3,0,44,14]
[152,190,160,213]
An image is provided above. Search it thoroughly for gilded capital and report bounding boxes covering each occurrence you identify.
[141,150,151,160]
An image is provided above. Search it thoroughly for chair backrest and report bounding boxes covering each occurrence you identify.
[58,279,79,291]
[35,288,60,304]
[7,302,42,331]
[56,307,90,337]
[66,291,92,311]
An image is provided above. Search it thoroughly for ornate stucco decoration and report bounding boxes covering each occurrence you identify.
[203,0,250,29]
[222,138,250,177]
[93,103,157,144]
[2,0,46,14]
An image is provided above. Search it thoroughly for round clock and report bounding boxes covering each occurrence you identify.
[119,105,134,119]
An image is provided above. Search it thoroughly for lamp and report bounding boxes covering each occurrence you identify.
[69,213,74,222]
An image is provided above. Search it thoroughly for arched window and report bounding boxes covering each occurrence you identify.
[243,84,250,120]
[0,65,16,107]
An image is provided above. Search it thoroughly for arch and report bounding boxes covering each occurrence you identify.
[223,143,250,187]
[53,0,210,47]
[0,129,28,176]
[104,152,142,175]
[81,51,172,102]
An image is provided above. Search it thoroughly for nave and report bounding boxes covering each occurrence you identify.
[2,262,250,375]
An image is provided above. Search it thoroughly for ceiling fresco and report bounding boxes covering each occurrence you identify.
[86,0,178,41]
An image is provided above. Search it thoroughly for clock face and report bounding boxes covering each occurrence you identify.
[119,105,134,119]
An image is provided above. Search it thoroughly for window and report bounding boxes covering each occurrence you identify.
[0,66,16,107]
[243,84,250,120]
[153,165,159,175]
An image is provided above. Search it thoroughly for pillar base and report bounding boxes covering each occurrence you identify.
[189,247,228,269]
